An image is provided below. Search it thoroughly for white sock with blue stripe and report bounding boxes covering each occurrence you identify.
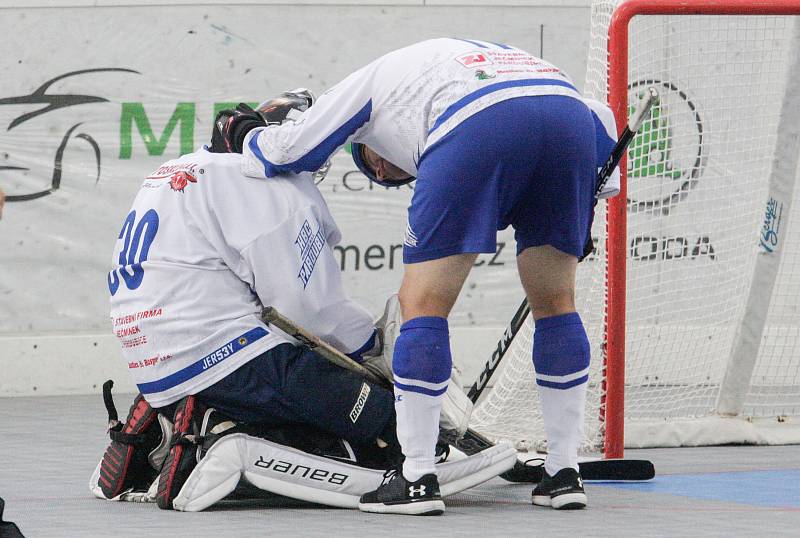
[392,316,452,482]
[532,312,590,476]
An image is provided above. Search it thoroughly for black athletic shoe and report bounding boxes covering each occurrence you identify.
[531,467,587,510]
[359,470,445,516]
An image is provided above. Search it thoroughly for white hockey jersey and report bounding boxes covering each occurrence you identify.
[108,148,375,407]
[242,37,620,198]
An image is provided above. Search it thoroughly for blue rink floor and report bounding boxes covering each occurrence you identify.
[599,469,800,509]
[1,394,799,537]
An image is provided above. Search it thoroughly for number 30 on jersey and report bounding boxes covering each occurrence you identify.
[108,209,159,296]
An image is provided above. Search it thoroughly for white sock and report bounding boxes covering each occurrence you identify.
[394,386,443,481]
[538,383,587,476]
[531,312,591,476]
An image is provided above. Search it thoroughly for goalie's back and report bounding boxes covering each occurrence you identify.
[106,148,340,407]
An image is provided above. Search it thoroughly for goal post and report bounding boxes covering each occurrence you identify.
[471,0,800,458]
[605,0,800,457]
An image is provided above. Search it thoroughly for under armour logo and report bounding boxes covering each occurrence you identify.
[408,485,426,497]
[577,477,583,488]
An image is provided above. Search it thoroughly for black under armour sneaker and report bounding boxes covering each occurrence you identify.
[359,470,445,516]
[531,467,587,510]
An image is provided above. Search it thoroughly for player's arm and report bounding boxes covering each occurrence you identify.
[239,62,379,179]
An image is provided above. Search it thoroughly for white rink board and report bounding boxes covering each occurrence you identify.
[0,3,591,395]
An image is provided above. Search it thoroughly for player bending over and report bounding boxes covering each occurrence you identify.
[91,92,505,511]
[215,38,620,514]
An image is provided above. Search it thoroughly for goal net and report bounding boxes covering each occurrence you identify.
[471,0,800,456]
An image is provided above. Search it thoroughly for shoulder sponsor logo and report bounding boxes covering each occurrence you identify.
[145,163,200,192]
[349,383,371,423]
[168,170,197,192]
[147,162,198,179]
[455,52,493,68]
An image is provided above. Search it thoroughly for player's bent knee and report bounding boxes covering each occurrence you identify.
[397,287,453,319]
[392,317,452,384]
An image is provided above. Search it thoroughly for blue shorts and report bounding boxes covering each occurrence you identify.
[404,95,598,263]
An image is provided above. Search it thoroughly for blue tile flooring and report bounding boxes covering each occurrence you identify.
[597,469,800,508]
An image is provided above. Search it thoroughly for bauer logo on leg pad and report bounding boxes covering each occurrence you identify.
[253,455,348,485]
[349,383,371,423]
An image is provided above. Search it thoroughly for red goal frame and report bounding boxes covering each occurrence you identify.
[603,0,800,458]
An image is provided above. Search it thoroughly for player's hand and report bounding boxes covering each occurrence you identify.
[210,103,267,153]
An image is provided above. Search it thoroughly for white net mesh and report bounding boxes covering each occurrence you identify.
[471,3,800,452]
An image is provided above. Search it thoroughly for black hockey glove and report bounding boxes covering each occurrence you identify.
[210,103,266,154]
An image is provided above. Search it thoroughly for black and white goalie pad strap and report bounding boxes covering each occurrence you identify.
[172,434,517,511]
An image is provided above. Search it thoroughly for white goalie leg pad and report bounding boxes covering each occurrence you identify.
[171,434,248,512]
[172,433,517,511]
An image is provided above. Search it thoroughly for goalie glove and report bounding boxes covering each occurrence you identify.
[209,89,315,154]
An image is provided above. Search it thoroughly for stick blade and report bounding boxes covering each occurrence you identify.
[500,458,655,483]
[579,459,655,481]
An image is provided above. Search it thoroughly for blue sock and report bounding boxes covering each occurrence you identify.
[392,316,452,481]
[532,312,590,474]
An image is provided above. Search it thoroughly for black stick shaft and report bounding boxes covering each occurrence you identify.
[466,301,530,403]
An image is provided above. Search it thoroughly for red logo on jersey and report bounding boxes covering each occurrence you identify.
[455,52,492,68]
[169,170,197,192]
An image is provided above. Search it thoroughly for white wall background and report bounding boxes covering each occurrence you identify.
[0,1,593,395]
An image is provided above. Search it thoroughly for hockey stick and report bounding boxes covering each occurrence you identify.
[594,86,659,198]
[464,88,659,482]
[262,306,386,386]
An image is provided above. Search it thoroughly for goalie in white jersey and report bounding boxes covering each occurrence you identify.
[100,90,408,507]
[216,38,620,514]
